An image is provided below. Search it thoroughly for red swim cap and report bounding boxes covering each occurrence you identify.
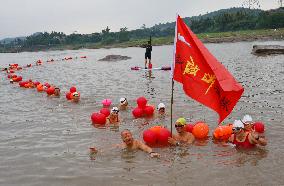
[253,122,265,133]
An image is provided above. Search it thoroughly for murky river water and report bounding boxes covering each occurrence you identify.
[0,40,283,186]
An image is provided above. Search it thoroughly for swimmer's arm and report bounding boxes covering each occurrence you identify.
[138,141,152,153]
[168,135,178,146]
[138,142,160,158]
[228,134,234,143]
[249,132,267,146]
[89,143,124,153]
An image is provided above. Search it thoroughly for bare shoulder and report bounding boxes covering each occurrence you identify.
[186,132,194,139]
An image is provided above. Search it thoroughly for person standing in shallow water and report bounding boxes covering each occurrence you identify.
[144,40,152,69]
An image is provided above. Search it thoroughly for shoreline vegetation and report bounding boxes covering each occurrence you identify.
[1,7,283,53]
[1,28,283,53]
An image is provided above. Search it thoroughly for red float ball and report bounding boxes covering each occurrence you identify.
[19,81,27,87]
[46,87,55,95]
[12,74,17,78]
[185,124,194,133]
[253,122,265,133]
[91,112,106,125]
[132,107,144,118]
[34,81,40,86]
[137,97,147,109]
[70,86,77,93]
[157,128,171,145]
[16,76,22,82]
[66,92,72,100]
[7,74,12,78]
[143,129,157,145]
[144,105,154,116]
[44,83,50,88]
[100,108,110,117]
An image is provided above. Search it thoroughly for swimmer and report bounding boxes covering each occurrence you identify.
[252,122,267,146]
[120,129,160,157]
[228,120,267,149]
[10,79,14,84]
[53,87,60,97]
[27,79,35,88]
[119,97,128,110]
[168,118,195,146]
[106,107,121,125]
[241,114,254,132]
[89,129,160,158]
[157,103,166,116]
[71,92,80,102]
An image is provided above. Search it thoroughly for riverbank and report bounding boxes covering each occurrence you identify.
[1,28,283,53]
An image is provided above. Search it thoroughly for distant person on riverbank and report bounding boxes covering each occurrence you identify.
[144,40,152,69]
[228,120,267,149]
[168,118,195,146]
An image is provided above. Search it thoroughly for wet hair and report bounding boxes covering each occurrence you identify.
[121,129,131,136]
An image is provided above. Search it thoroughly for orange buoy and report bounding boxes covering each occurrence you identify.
[192,122,209,139]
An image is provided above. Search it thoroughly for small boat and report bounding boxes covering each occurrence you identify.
[252,45,284,55]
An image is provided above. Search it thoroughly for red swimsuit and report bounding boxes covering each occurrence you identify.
[233,133,255,149]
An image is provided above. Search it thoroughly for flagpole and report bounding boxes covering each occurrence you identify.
[170,78,174,135]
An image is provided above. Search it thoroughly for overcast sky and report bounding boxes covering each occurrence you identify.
[0,0,280,39]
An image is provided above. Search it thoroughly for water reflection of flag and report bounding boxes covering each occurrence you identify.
[172,15,244,123]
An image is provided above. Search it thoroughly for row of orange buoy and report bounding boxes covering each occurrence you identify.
[3,56,85,101]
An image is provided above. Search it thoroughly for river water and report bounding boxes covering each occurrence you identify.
[0,41,283,186]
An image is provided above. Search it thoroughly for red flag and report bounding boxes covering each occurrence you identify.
[172,15,244,123]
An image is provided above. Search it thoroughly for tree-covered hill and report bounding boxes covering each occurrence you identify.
[1,7,283,53]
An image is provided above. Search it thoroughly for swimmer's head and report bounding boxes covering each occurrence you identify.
[121,129,133,145]
[111,107,119,115]
[176,118,186,126]
[119,97,128,106]
[242,114,253,124]
[72,92,79,97]
[232,120,244,133]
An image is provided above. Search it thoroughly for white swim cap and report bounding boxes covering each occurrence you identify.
[233,120,244,129]
[242,114,252,123]
[157,103,165,110]
[120,97,127,105]
[111,107,119,114]
[72,92,79,97]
